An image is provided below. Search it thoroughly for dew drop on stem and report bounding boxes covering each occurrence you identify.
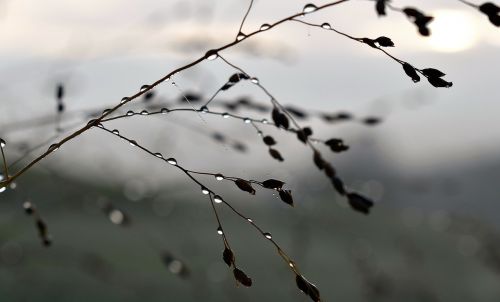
[201,187,210,195]
[215,174,224,181]
[167,158,177,165]
[126,111,134,116]
[120,97,129,104]
[141,110,149,115]
[154,153,163,158]
[0,139,5,148]
[200,106,209,113]
[260,24,271,31]
[321,22,331,29]
[161,108,169,114]
[244,118,251,124]
[205,50,218,61]
[222,113,229,119]
[250,77,259,84]
[236,32,246,41]
[217,226,224,235]
[213,195,223,203]
[303,3,317,14]
[264,232,272,239]
[112,129,120,135]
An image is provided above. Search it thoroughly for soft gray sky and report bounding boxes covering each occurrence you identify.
[0,0,499,177]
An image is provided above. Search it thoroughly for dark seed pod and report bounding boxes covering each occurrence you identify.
[279,189,294,206]
[421,68,446,78]
[374,36,394,47]
[323,162,336,178]
[361,38,378,48]
[223,247,235,267]
[375,0,387,16]
[402,63,420,83]
[235,179,256,195]
[313,151,325,170]
[347,192,374,214]
[427,76,453,88]
[262,179,285,190]
[233,268,252,287]
[296,275,321,302]
[331,177,346,195]
[263,136,276,146]
[269,148,284,162]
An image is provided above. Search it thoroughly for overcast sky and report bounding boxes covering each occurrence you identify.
[0,0,499,178]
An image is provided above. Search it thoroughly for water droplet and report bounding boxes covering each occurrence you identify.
[261,119,269,124]
[215,174,224,181]
[247,218,253,223]
[289,261,295,268]
[250,77,259,84]
[97,123,104,128]
[167,158,177,165]
[243,118,251,124]
[260,23,271,31]
[140,85,150,92]
[120,97,129,104]
[222,113,229,118]
[303,3,317,13]
[201,187,210,195]
[0,186,6,193]
[236,32,247,41]
[213,195,223,203]
[48,144,59,152]
[141,110,149,115]
[154,152,163,158]
[200,106,209,113]
[161,108,169,114]
[126,111,134,116]
[321,22,331,29]
[23,201,33,213]
[257,131,263,136]
[112,129,120,135]
[217,226,224,235]
[129,140,137,147]
[264,232,272,239]
[9,182,16,189]
[205,49,218,61]
[0,139,6,148]
[109,209,124,225]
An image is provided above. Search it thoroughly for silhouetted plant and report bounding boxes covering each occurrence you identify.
[0,0,498,300]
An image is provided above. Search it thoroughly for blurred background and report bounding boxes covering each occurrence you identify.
[1,0,499,301]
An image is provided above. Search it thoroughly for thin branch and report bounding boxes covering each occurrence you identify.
[236,0,255,38]
[0,0,352,188]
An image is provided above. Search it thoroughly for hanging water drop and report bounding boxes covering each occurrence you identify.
[236,32,247,41]
[261,119,269,124]
[250,77,259,84]
[126,111,134,116]
[0,186,6,193]
[48,144,59,152]
[260,23,271,31]
[201,187,210,195]
[140,85,150,92]
[141,110,149,115]
[213,195,223,204]
[167,158,177,165]
[200,106,209,113]
[257,131,263,136]
[303,3,317,13]
[217,226,224,235]
[205,49,218,61]
[120,97,129,104]
[222,113,229,119]
[215,174,224,181]
[0,139,6,148]
[129,140,137,147]
[102,109,111,115]
[23,201,33,214]
[247,218,253,223]
[321,22,331,29]
[243,118,251,124]
[264,232,272,239]
[161,108,169,114]
[154,152,163,158]
[109,209,124,225]
[112,129,120,135]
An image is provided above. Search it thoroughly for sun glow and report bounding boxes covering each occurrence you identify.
[427,10,479,53]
